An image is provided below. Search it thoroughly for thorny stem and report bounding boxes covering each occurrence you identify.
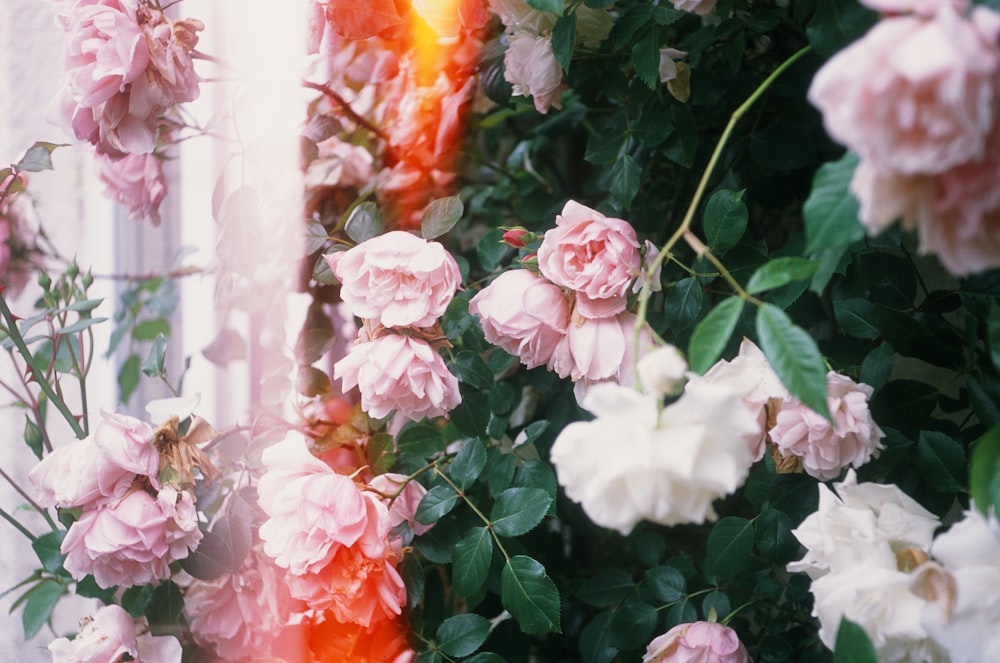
[0,506,36,542]
[433,465,512,562]
[303,80,390,141]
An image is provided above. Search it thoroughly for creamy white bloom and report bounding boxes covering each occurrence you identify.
[636,344,688,397]
[550,382,757,535]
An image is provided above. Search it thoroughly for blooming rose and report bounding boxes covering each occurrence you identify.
[29,411,159,509]
[644,622,751,663]
[325,231,461,328]
[309,612,415,663]
[139,7,203,107]
[48,604,182,663]
[636,344,688,397]
[470,269,570,370]
[504,33,563,114]
[788,469,940,580]
[61,486,202,588]
[94,151,168,225]
[257,437,406,626]
[334,333,461,421]
[550,382,757,534]
[369,472,433,539]
[537,200,642,318]
[769,372,884,480]
[809,5,1000,175]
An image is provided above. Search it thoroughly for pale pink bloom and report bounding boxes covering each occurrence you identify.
[686,339,787,461]
[671,0,719,15]
[325,231,461,328]
[658,48,688,83]
[637,345,688,397]
[48,603,182,663]
[334,334,461,422]
[538,200,642,318]
[138,7,203,106]
[29,411,158,509]
[469,269,570,371]
[770,372,885,480]
[0,181,37,297]
[61,486,202,588]
[184,549,299,661]
[849,159,934,237]
[488,0,557,35]
[862,0,967,16]
[305,137,376,190]
[809,5,1000,175]
[369,472,433,538]
[94,151,168,225]
[553,314,627,382]
[644,622,751,663]
[505,33,564,114]
[257,437,406,626]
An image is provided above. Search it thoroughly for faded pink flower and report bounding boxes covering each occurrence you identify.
[94,151,168,225]
[139,6,203,106]
[0,178,40,296]
[504,33,563,114]
[553,313,628,382]
[644,622,751,663]
[325,231,461,328]
[184,549,300,661]
[48,603,181,663]
[369,472,432,538]
[670,0,719,15]
[862,0,966,16]
[658,48,688,83]
[257,437,406,626]
[29,411,159,509]
[770,372,885,480]
[61,486,202,589]
[305,137,376,190]
[469,269,570,370]
[809,5,1000,175]
[334,333,461,422]
[538,200,642,319]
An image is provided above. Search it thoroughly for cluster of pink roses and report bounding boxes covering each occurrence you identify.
[471,200,658,400]
[28,411,202,589]
[810,0,1000,274]
[48,603,181,663]
[327,230,463,422]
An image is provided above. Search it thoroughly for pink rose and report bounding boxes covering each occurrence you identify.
[257,438,406,626]
[334,333,461,422]
[185,549,300,661]
[504,33,563,114]
[770,372,885,480]
[29,411,159,509]
[538,200,642,318]
[61,486,202,588]
[48,604,182,663]
[369,472,432,538]
[94,151,168,225]
[809,5,1000,175]
[644,622,751,663]
[553,313,628,382]
[469,269,570,370]
[139,7,203,106]
[670,0,719,15]
[862,0,966,16]
[325,231,461,328]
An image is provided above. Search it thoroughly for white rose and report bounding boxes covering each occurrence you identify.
[636,344,688,397]
[504,34,563,114]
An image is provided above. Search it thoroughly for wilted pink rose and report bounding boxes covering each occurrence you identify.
[94,151,168,225]
[48,603,182,663]
[809,5,1000,175]
[644,622,752,663]
[538,200,642,318]
[185,549,300,661]
[369,472,433,538]
[29,411,158,509]
[504,33,563,114]
[670,0,719,15]
[257,437,406,626]
[470,269,570,370]
[139,7,203,106]
[325,231,461,328]
[770,372,885,480]
[61,486,202,588]
[334,334,461,422]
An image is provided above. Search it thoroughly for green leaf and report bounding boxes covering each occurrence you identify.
[527,0,563,13]
[415,485,459,525]
[397,424,445,458]
[181,508,254,580]
[578,569,635,607]
[917,430,966,493]
[754,508,799,564]
[804,152,865,253]
[132,318,170,341]
[703,189,748,256]
[450,385,490,437]
[75,575,115,602]
[749,120,817,171]
[756,303,831,420]
[610,154,641,210]
[55,316,108,335]
[122,583,155,617]
[704,516,755,579]
[437,613,491,657]
[632,27,660,90]
[580,612,618,663]
[988,302,1000,371]
[477,227,510,273]
[833,618,878,663]
[502,555,562,634]
[295,365,331,397]
[140,333,167,377]
[860,343,894,391]
[303,220,329,255]
[688,297,744,374]
[31,530,66,574]
[16,142,65,173]
[664,277,704,333]
[970,425,1000,517]
[490,487,552,537]
[834,298,881,340]
[23,416,43,460]
[21,580,64,639]
[643,566,685,603]
[450,438,487,490]
[807,0,878,57]
[116,353,140,404]
[453,527,494,597]
[746,258,819,295]
[450,350,494,389]
[344,202,385,243]
[421,196,464,240]
[608,601,658,650]
[552,14,577,73]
